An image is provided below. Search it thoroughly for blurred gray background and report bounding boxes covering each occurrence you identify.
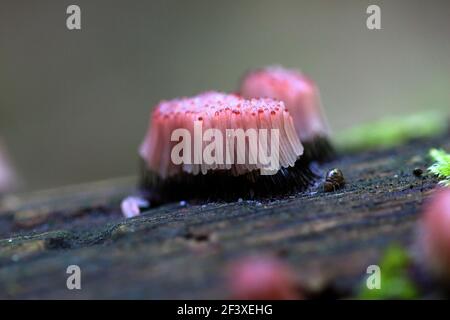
[0,0,449,191]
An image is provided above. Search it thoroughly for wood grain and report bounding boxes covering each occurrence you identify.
[0,134,448,299]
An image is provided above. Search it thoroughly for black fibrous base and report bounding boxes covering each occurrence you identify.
[139,157,318,205]
[302,136,336,163]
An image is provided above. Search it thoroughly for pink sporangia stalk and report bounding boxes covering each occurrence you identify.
[240,66,329,141]
[120,196,150,218]
[418,187,450,280]
[139,91,303,179]
[239,66,334,161]
[226,256,303,300]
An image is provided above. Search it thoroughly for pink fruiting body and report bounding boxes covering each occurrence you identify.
[227,256,302,300]
[121,196,149,218]
[0,141,16,194]
[419,188,450,280]
[139,91,303,178]
[240,66,330,142]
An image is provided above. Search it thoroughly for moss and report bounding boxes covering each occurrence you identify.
[428,148,450,186]
[335,111,448,152]
[358,245,419,299]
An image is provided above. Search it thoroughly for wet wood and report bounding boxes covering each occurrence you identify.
[0,134,448,299]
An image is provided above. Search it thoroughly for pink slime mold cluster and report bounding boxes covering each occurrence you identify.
[240,66,330,142]
[139,91,303,178]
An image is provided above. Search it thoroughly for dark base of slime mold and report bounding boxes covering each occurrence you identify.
[302,136,336,163]
[139,156,318,205]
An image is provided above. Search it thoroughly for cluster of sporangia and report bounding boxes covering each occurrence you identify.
[134,65,450,294]
[139,66,335,204]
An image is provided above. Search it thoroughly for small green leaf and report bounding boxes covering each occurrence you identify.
[428,148,450,186]
[358,245,419,299]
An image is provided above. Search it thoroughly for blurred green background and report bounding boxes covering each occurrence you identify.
[0,0,449,191]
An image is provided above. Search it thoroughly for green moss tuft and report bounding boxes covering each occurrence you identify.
[428,148,450,186]
[358,245,419,299]
[335,111,448,152]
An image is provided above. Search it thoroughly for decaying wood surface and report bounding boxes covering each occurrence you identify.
[0,133,448,299]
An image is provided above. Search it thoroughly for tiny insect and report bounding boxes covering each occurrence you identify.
[323,168,345,192]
